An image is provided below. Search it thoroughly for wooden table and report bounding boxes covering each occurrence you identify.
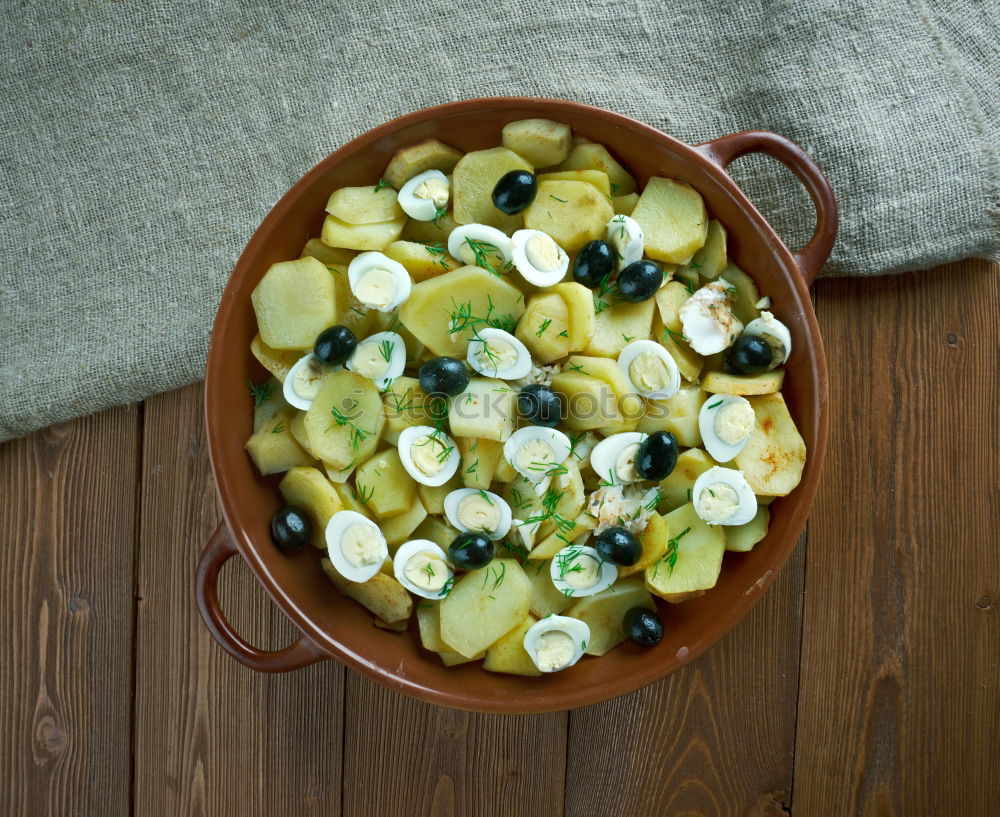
[3,260,997,816]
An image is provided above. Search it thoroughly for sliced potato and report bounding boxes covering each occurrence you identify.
[321,458,358,484]
[245,413,312,475]
[322,263,374,339]
[383,375,433,432]
[400,266,525,357]
[618,511,669,577]
[250,334,301,382]
[631,177,708,264]
[677,219,727,280]
[416,600,448,652]
[448,378,517,442]
[251,257,336,350]
[557,142,636,195]
[552,282,596,353]
[381,498,428,547]
[502,118,572,167]
[303,370,384,469]
[565,577,655,655]
[550,372,620,432]
[439,559,532,658]
[526,559,572,617]
[452,147,532,232]
[401,208,459,244]
[734,392,806,496]
[416,472,462,516]
[645,502,726,599]
[483,614,541,676]
[516,292,570,364]
[411,516,461,550]
[528,514,597,560]
[584,298,655,358]
[613,192,639,216]
[321,558,413,623]
[383,138,463,190]
[726,505,770,552]
[332,481,374,519]
[537,169,610,195]
[440,649,485,666]
[719,264,762,325]
[299,237,356,268]
[659,448,717,510]
[321,214,405,252]
[326,186,403,224]
[251,377,290,432]
[523,180,613,253]
[355,448,416,519]
[384,239,459,282]
[374,617,408,632]
[493,455,518,483]
[702,369,784,396]
[279,466,344,549]
[458,437,504,490]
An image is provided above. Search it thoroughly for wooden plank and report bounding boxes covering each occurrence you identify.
[0,406,140,817]
[132,383,345,817]
[341,674,568,817]
[795,261,1000,814]
[564,539,805,816]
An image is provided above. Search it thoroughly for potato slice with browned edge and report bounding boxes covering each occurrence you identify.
[440,559,531,658]
[383,138,463,190]
[702,369,785,396]
[250,334,300,382]
[734,392,806,496]
[304,370,384,469]
[557,142,636,195]
[321,558,413,623]
[326,186,403,225]
[502,118,572,167]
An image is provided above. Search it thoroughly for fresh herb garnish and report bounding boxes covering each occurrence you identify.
[271,422,284,434]
[432,206,448,226]
[378,339,395,363]
[707,399,723,409]
[478,489,494,505]
[373,178,391,193]
[536,318,552,337]
[550,194,567,202]
[465,238,505,278]
[247,379,275,409]
[654,526,691,578]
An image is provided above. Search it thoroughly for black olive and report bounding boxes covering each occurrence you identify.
[448,532,495,570]
[572,240,616,288]
[635,431,679,480]
[616,260,663,302]
[623,606,664,647]
[724,334,773,374]
[270,506,311,554]
[419,357,469,398]
[517,384,562,427]
[313,325,358,366]
[595,526,642,566]
[491,170,537,215]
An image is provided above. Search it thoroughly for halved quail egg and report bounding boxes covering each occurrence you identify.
[679,281,743,355]
[397,170,450,221]
[444,488,512,540]
[466,327,532,380]
[325,510,388,583]
[393,539,454,600]
[397,425,460,487]
[691,466,758,526]
[503,426,572,483]
[589,432,647,487]
[510,229,569,287]
[744,311,792,366]
[448,224,513,272]
[699,395,756,462]
[617,340,680,399]
[523,614,591,673]
[606,214,644,269]
[345,331,406,391]
[348,251,412,312]
[283,353,335,410]
[550,544,617,599]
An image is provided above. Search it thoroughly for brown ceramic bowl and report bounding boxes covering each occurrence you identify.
[197,97,835,713]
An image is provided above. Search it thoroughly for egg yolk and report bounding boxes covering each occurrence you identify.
[411,434,449,476]
[628,352,671,393]
[714,400,755,445]
[475,338,518,373]
[354,267,398,309]
[562,553,601,590]
[696,482,741,523]
[457,494,500,533]
[525,234,561,272]
[614,442,640,482]
[404,552,448,592]
[412,177,449,209]
[515,438,555,477]
[293,357,326,400]
[340,523,382,567]
[535,630,575,672]
[351,342,390,380]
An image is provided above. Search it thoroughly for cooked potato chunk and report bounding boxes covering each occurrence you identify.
[332,481,374,519]
[321,558,413,623]
[458,437,504,490]
[383,138,463,190]
[726,506,770,552]
[380,498,428,547]
[550,372,620,432]
[251,377,290,432]
[719,263,763,325]
[400,266,525,356]
[566,577,655,655]
[658,448,717,510]
[617,511,669,577]
[250,334,301,382]
[523,180,613,253]
[677,219,727,280]
[734,392,806,496]
[416,600,448,652]
[452,147,533,232]
[245,413,312,475]
[300,237,356,268]
[702,370,784,396]
[537,169,610,195]
[584,298,655,358]
[483,614,541,676]
[439,559,531,658]
[279,466,344,548]
[416,473,462,516]
[558,142,636,195]
[552,282,596,352]
[355,449,416,519]
[411,516,461,550]
[384,240,459,282]
[612,192,639,216]
[645,502,726,599]
[326,186,403,224]
[251,257,336,350]
[401,208,459,244]
[502,118,572,167]
[526,559,573,618]
[448,378,517,442]
[516,292,570,364]
[304,371,384,469]
[321,214,405,251]
[631,177,708,264]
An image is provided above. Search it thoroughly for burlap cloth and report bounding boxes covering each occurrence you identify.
[1,1,997,442]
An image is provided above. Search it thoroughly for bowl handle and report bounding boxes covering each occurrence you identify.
[693,131,838,286]
[195,522,328,673]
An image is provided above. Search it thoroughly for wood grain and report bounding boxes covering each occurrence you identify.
[341,675,567,817]
[132,383,346,817]
[0,406,141,817]
[564,539,804,817]
[795,261,1000,815]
